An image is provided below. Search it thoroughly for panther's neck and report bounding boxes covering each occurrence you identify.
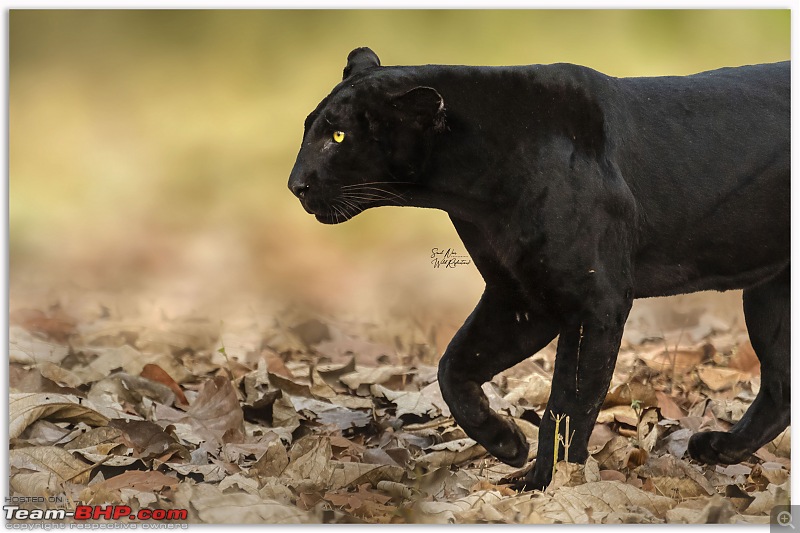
[377,65,569,226]
[398,114,520,226]
[400,184,496,222]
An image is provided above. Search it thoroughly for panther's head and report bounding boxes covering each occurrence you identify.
[288,47,446,224]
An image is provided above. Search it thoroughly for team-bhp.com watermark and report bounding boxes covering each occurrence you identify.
[3,503,188,529]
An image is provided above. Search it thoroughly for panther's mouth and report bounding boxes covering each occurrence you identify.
[314,211,352,225]
[312,203,364,224]
[297,197,356,224]
[303,191,398,224]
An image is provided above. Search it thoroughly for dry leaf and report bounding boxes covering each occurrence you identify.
[765,427,790,458]
[136,319,218,354]
[9,471,62,498]
[268,371,336,399]
[36,362,84,389]
[66,344,137,384]
[636,453,715,498]
[697,367,744,392]
[749,462,790,489]
[289,395,372,429]
[186,375,245,445]
[416,491,505,524]
[588,424,617,453]
[108,419,188,460]
[10,393,109,439]
[661,428,692,458]
[288,317,331,347]
[537,481,676,523]
[281,436,334,492]
[179,482,314,523]
[164,463,229,483]
[10,326,70,365]
[218,472,261,495]
[695,494,737,523]
[593,435,635,471]
[316,356,357,382]
[370,383,440,419]
[548,458,601,490]
[88,372,176,409]
[271,395,301,432]
[377,480,417,500]
[96,470,179,493]
[76,319,146,347]
[339,366,411,393]
[253,439,290,479]
[64,426,125,452]
[141,363,188,405]
[11,307,77,342]
[9,364,81,395]
[666,495,736,524]
[604,381,657,409]
[10,446,93,485]
[727,341,760,376]
[626,448,649,468]
[504,373,552,408]
[417,438,487,469]
[447,491,543,524]
[596,405,638,426]
[20,420,75,447]
[709,399,748,424]
[599,470,627,482]
[637,407,660,453]
[655,391,684,420]
[638,347,704,375]
[327,462,405,490]
[744,480,790,515]
[314,337,394,365]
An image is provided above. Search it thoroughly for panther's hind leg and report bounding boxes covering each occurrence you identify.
[688,266,790,464]
[438,286,559,467]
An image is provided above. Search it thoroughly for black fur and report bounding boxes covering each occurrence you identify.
[288,48,790,491]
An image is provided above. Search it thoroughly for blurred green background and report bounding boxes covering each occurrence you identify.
[9,10,790,329]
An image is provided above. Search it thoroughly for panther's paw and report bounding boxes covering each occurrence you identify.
[510,462,550,492]
[688,431,754,465]
[482,418,530,468]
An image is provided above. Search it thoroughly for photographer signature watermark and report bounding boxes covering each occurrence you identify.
[431,248,471,269]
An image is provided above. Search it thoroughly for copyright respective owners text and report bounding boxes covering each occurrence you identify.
[772,505,799,531]
[4,497,189,529]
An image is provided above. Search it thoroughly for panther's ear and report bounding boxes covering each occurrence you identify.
[371,86,446,180]
[392,86,446,133]
[343,47,381,80]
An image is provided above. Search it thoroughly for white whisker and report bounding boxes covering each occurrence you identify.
[341,193,404,206]
[331,204,346,223]
[340,180,413,189]
[338,197,361,213]
[342,186,406,201]
[340,192,394,201]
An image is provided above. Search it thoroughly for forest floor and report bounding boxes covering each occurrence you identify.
[8,288,790,524]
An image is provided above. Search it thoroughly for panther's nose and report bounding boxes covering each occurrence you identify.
[290,182,310,199]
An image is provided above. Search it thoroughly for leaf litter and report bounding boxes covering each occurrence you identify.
[6,299,790,524]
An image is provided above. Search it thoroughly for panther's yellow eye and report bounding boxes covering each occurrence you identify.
[332,131,345,143]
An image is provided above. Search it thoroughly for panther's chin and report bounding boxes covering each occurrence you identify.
[312,202,368,224]
[314,211,353,225]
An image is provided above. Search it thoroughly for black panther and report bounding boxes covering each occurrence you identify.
[287,48,789,491]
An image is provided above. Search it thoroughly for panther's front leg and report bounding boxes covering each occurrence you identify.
[519,297,632,491]
[438,286,559,466]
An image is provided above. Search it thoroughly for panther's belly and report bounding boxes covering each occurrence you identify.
[632,258,789,299]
